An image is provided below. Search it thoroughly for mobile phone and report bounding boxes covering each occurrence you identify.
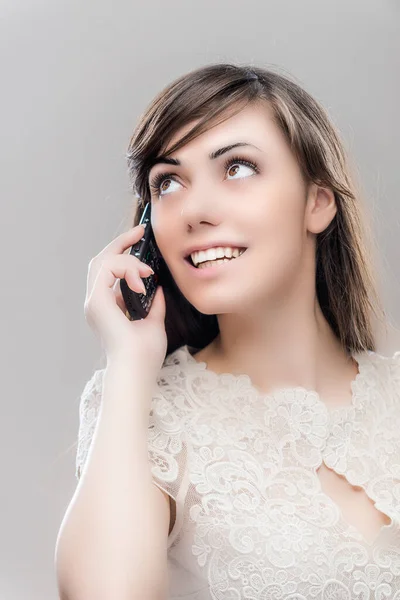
[120,202,161,320]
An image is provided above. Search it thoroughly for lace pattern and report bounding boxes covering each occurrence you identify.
[75,347,400,599]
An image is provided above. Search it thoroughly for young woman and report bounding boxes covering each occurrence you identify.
[56,64,400,600]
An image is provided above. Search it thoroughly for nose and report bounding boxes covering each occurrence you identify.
[179,183,223,229]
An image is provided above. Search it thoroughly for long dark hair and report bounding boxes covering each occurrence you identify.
[125,63,385,357]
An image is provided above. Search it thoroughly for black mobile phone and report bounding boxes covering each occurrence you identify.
[120,202,161,320]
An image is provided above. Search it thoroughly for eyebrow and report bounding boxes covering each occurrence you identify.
[148,142,261,175]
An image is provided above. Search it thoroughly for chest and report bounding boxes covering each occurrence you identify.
[316,461,392,545]
[186,396,399,551]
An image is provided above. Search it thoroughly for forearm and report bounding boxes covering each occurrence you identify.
[55,362,168,600]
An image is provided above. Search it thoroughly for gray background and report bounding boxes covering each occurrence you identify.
[1,1,399,598]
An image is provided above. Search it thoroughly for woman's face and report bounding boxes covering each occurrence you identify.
[148,101,335,315]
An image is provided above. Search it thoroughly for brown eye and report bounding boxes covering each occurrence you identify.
[161,180,171,192]
[149,156,260,198]
[227,165,240,177]
[223,156,260,181]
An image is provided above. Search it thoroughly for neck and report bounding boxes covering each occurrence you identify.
[202,290,356,400]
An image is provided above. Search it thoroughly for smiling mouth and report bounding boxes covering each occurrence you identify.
[185,248,247,268]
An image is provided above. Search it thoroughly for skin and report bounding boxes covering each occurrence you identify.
[148,101,359,406]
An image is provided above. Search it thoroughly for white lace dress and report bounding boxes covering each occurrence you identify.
[75,344,400,599]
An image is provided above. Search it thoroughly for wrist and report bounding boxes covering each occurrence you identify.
[105,353,158,389]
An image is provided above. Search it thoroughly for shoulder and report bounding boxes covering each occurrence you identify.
[81,368,105,395]
[78,368,105,417]
[155,344,193,392]
[161,344,193,371]
[360,348,400,400]
[152,345,194,413]
[363,348,400,372]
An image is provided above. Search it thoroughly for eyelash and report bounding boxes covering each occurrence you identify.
[149,155,260,196]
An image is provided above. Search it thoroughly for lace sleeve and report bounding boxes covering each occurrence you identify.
[393,349,400,386]
[147,385,190,508]
[75,368,190,536]
[75,369,105,480]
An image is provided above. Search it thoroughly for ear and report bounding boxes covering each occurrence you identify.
[305,183,337,234]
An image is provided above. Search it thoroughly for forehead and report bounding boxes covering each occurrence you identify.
[161,101,282,156]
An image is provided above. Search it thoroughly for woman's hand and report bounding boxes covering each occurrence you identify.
[84,224,167,375]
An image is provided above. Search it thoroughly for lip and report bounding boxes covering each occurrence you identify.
[183,241,248,258]
[183,248,248,278]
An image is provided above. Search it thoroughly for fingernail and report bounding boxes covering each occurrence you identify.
[140,282,147,295]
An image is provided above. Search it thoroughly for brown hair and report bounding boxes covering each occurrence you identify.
[125,63,385,357]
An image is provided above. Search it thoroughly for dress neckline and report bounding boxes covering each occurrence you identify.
[175,345,400,550]
[181,343,372,418]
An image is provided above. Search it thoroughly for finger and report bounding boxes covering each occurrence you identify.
[98,224,146,258]
[89,253,153,293]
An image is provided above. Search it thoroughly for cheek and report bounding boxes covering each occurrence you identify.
[247,188,305,250]
[151,212,173,260]
[244,190,306,284]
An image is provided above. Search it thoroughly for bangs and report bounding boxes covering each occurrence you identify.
[127,65,265,206]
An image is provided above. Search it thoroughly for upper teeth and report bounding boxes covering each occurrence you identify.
[190,246,245,266]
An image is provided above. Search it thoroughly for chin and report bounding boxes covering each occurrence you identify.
[186,295,244,316]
